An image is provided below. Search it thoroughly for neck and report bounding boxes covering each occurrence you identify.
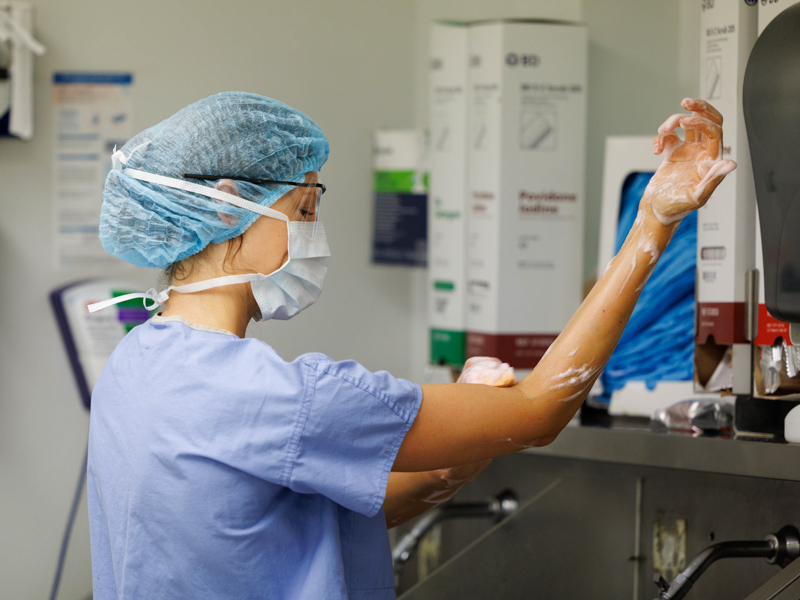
[160,279,257,338]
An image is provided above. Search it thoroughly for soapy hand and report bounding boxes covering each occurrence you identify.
[457,356,517,387]
[422,357,512,504]
[644,98,737,225]
[384,457,493,526]
[424,459,493,505]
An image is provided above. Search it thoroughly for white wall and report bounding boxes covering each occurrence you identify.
[0,1,418,597]
[0,1,701,598]
[581,0,699,277]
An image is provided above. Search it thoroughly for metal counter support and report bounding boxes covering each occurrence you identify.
[745,558,800,599]
[522,424,800,483]
[397,441,800,599]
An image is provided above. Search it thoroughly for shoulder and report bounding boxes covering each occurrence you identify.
[103,320,301,393]
[297,353,421,423]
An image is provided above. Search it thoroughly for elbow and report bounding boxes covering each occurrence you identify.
[530,421,566,447]
[531,435,558,447]
[537,406,580,445]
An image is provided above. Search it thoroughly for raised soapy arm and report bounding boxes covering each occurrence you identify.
[393,99,736,472]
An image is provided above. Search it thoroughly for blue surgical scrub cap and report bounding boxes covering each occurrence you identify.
[99,92,329,269]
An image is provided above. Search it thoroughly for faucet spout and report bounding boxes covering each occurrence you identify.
[653,525,800,600]
[392,490,518,568]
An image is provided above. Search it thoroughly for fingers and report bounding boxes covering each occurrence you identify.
[653,131,682,156]
[655,113,686,155]
[658,113,685,136]
[463,356,501,369]
[458,357,516,386]
[682,98,722,143]
[695,159,737,203]
[682,98,723,126]
[443,458,492,482]
[681,116,722,160]
[656,101,725,158]
[700,159,737,187]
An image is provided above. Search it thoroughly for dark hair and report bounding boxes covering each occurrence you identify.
[161,236,245,286]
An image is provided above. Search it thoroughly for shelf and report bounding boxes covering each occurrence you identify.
[523,422,800,482]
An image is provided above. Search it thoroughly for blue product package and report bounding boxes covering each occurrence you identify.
[599,172,697,403]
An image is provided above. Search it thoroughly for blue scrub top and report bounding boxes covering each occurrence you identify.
[87,316,422,599]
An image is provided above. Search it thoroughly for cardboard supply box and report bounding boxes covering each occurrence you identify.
[465,20,587,369]
[694,0,758,395]
[428,22,469,367]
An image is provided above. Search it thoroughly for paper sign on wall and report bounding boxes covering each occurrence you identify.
[371,129,428,267]
[52,72,133,269]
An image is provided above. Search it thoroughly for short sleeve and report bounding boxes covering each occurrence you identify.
[284,355,422,517]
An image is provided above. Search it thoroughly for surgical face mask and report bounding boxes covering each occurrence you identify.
[89,161,330,321]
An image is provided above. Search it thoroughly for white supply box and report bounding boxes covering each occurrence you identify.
[694,0,758,395]
[428,22,469,367]
[465,20,587,370]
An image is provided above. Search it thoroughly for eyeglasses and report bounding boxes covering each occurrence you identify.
[184,174,326,195]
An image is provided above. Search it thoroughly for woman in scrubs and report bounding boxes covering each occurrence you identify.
[87,93,734,599]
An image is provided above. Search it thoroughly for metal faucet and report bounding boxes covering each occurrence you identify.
[653,525,800,600]
[392,490,519,569]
